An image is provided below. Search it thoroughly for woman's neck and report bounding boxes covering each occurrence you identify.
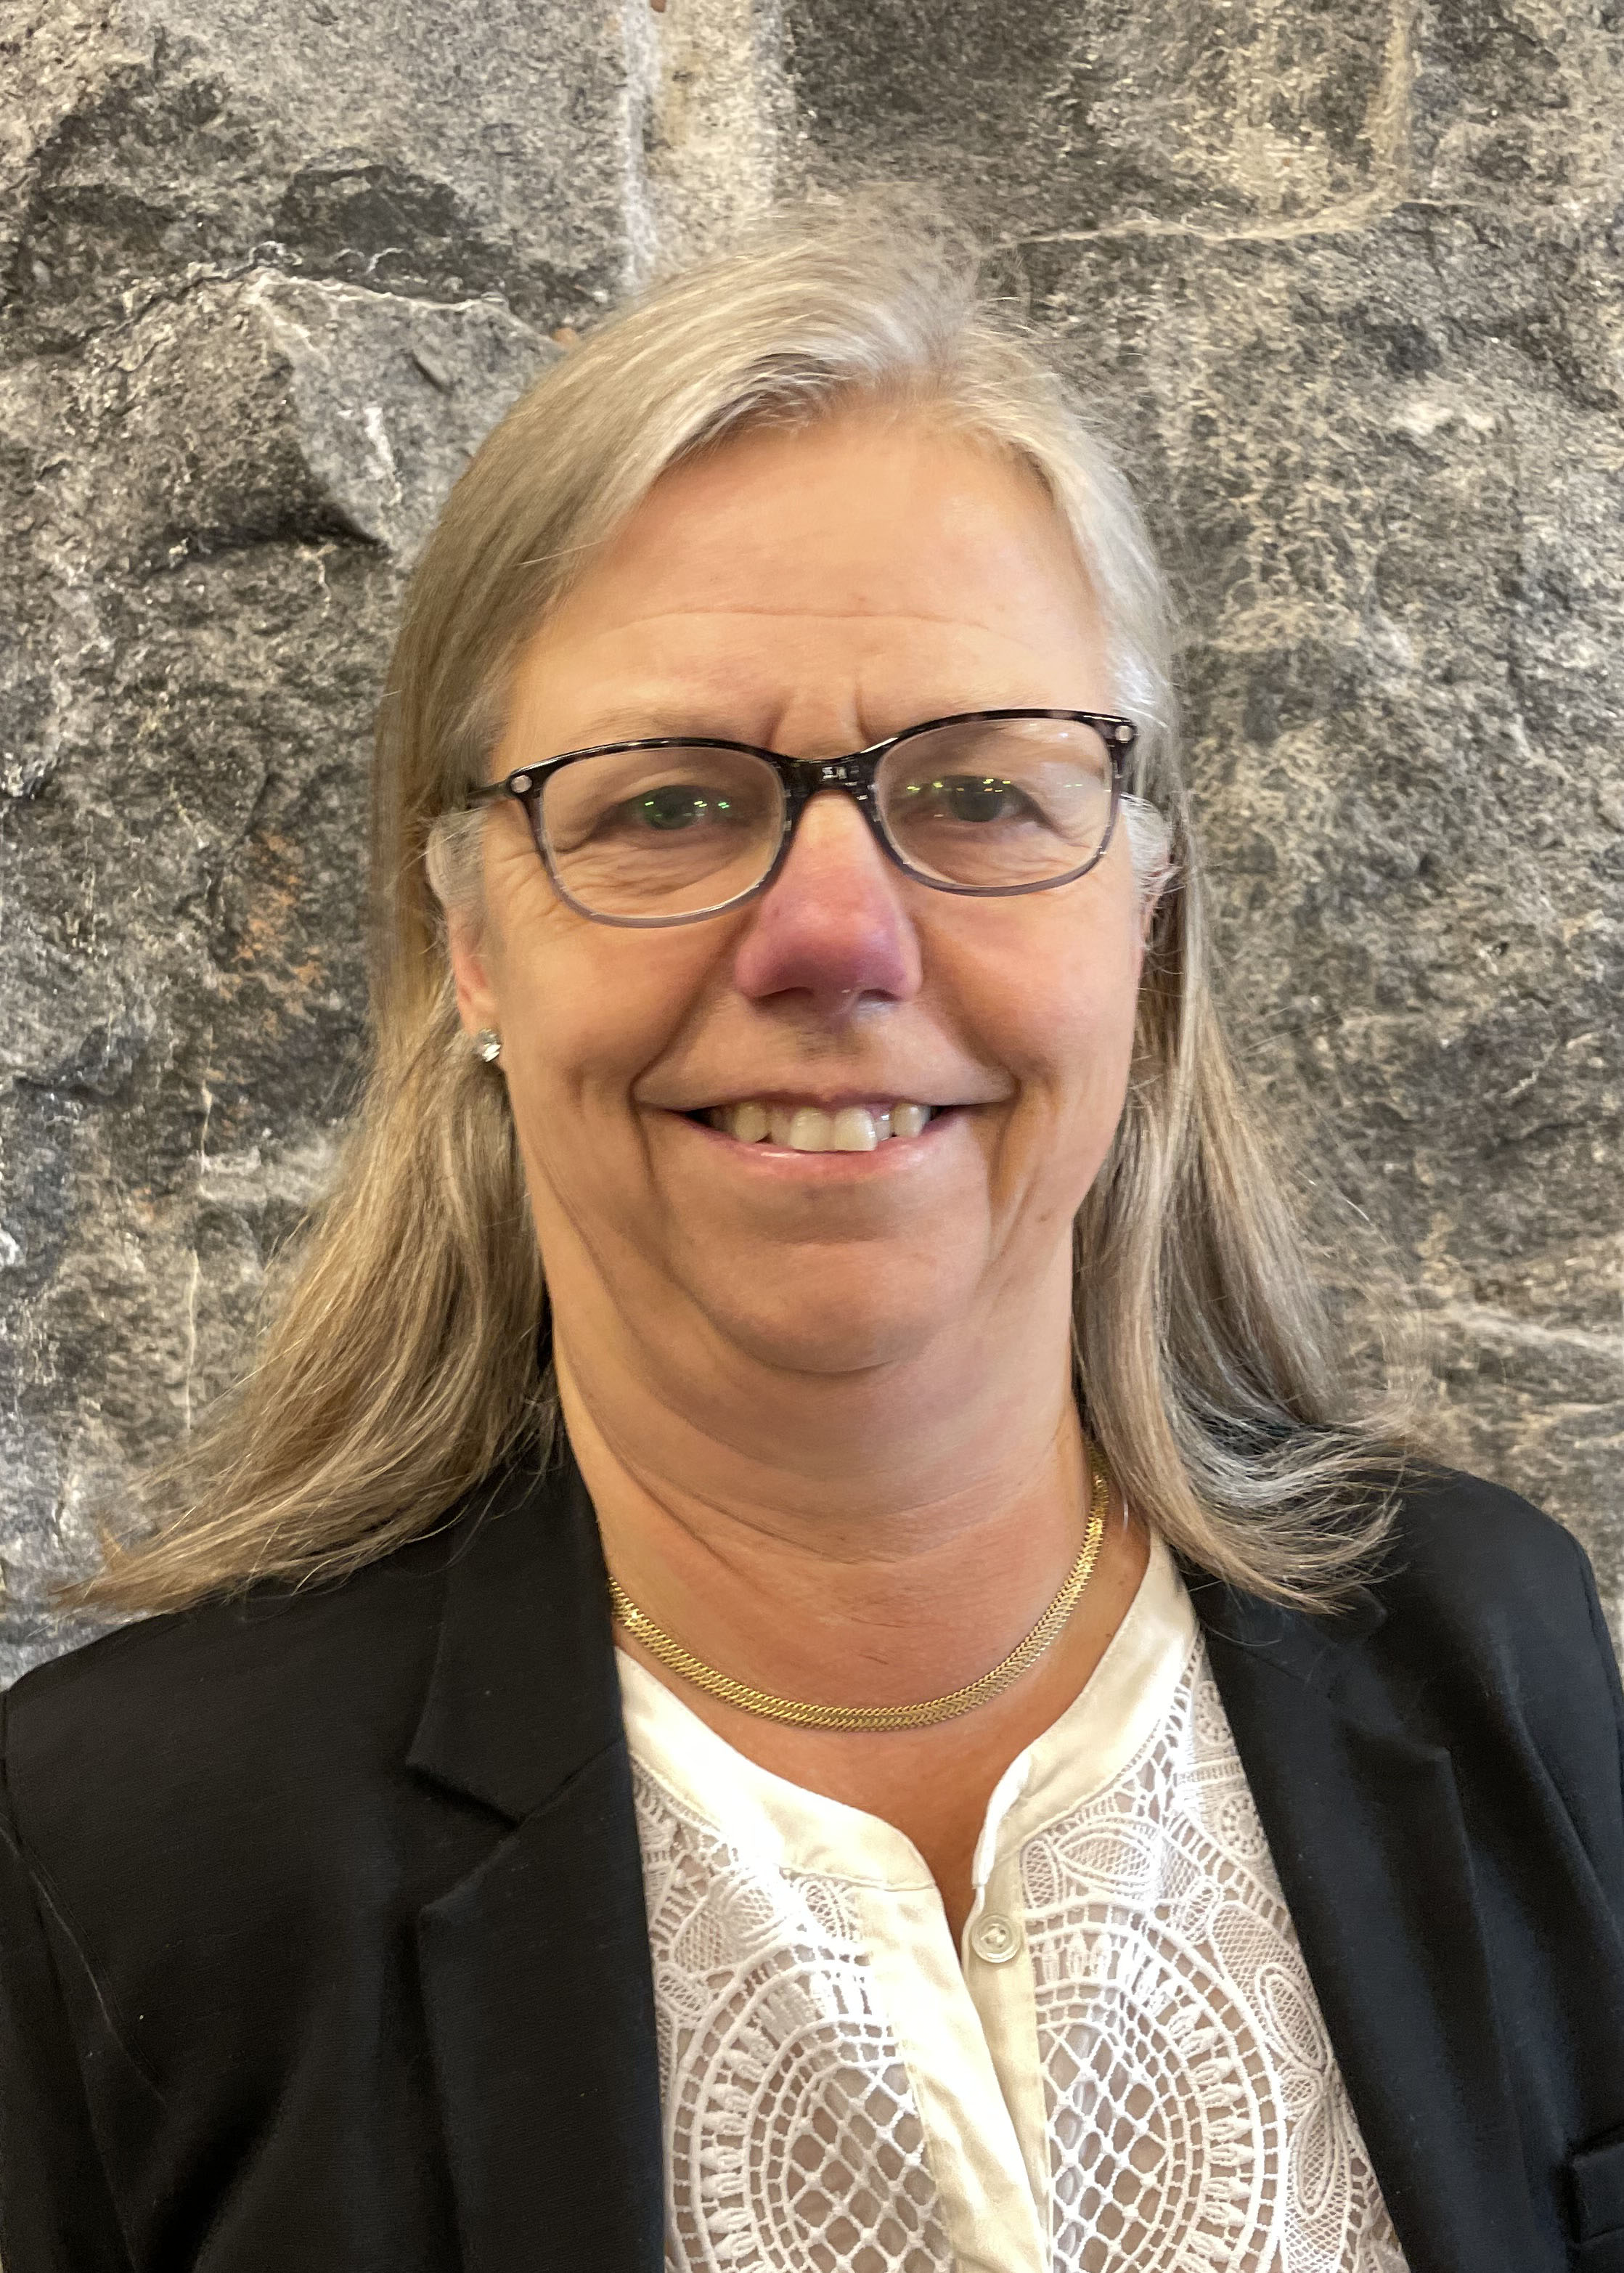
[554,1309,1151,1948]
[552,1305,1101,1715]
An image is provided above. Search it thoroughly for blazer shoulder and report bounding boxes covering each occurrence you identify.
[1366,1461,1622,1749]
[1379,1459,1588,1595]
[1374,1459,1599,1631]
[1,1490,494,1869]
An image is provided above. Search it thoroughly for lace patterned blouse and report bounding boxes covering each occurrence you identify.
[616,1527,1412,2273]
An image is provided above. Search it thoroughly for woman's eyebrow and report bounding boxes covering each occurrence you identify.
[533,711,717,747]
[546,694,1032,751]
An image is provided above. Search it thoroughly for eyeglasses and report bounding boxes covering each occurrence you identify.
[466,706,1137,928]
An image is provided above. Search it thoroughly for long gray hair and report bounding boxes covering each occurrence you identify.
[71,191,1412,1618]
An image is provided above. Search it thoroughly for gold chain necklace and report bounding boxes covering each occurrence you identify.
[606,1449,1111,1733]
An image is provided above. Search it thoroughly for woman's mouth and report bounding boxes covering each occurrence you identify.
[695,1099,941,1153]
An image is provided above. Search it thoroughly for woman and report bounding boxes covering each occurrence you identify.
[1,200,1621,2273]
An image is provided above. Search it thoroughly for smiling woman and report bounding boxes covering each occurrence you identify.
[2,193,1622,2273]
[446,412,1161,1420]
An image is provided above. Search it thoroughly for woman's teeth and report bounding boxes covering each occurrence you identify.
[706,1101,936,1151]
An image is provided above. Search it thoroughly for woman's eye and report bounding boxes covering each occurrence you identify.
[626,785,731,831]
[907,775,1032,824]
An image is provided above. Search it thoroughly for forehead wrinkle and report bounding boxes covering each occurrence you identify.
[523,671,1094,756]
[519,608,1088,715]
[513,592,1111,751]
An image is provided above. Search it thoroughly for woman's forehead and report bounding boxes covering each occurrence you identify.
[587,410,1087,616]
[502,411,1108,747]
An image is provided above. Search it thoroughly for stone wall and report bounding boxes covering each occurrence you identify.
[2,0,1620,1676]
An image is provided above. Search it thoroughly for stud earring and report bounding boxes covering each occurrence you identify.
[473,1029,502,1065]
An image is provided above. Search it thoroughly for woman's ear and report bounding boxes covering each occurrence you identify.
[1120,792,1175,949]
[426,815,500,1040]
[1138,867,1169,947]
[444,905,501,1040]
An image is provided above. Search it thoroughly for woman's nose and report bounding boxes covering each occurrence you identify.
[731,791,923,1017]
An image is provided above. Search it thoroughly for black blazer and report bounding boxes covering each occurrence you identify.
[2,1453,1623,2273]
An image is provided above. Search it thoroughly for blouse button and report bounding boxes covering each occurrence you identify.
[970,1912,1021,1964]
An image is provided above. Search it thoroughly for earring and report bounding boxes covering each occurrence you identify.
[473,1029,502,1065]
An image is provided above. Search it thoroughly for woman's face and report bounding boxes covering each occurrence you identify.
[452,408,1151,1383]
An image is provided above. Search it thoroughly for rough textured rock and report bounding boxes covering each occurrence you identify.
[2,0,1620,1674]
[89,273,555,561]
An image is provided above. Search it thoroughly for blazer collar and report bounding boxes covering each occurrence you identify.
[407,1452,665,2273]
[407,1451,623,1819]
[1181,1557,1547,2273]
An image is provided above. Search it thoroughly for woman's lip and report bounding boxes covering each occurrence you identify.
[667,1103,961,1162]
[672,1093,962,1114]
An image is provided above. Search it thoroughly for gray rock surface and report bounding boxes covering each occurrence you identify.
[2,0,1620,1674]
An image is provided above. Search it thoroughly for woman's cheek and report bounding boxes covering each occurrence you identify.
[963,915,1138,1093]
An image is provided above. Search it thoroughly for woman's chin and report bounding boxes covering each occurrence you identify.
[686,1271,968,1381]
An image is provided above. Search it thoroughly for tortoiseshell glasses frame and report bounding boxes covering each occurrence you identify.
[465,706,1138,929]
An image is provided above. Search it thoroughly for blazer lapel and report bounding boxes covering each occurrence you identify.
[1185,1564,1546,2273]
[407,1456,664,2273]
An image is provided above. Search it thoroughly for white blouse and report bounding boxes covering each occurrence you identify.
[616,1527,1411,2273]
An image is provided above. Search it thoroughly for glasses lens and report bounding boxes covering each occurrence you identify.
[539,745,785,920]
[877,716,1116,889]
